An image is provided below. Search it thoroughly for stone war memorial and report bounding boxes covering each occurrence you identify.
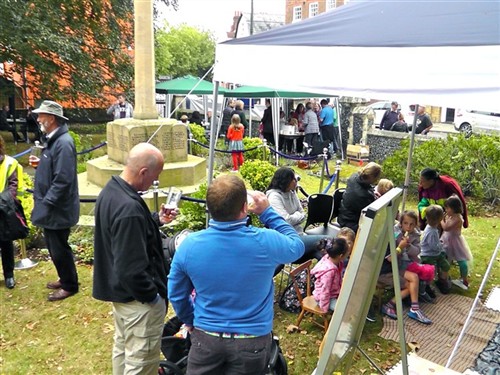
[78,0,206,220]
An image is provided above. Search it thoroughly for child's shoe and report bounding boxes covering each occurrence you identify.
[451,279,469,290]
[381,303,397,320]
[408,309,432,325]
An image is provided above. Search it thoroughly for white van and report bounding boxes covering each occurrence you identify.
[453,109,500,137]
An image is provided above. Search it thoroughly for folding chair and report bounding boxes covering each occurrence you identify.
[290,260,330,332]
[304,194,340,237]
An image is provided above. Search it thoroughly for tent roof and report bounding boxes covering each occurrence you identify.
[226,85,332,98]
[214,0,500,111]
[156,75,225,95]
[223,0,499,47]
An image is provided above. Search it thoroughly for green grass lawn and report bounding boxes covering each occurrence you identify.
[1,131,499,374]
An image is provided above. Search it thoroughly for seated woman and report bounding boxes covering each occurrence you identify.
[338,162,382,233]
[266,167,327,264]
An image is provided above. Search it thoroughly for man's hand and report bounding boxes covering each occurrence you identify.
[247,190,269,215]
[159,203,178,225]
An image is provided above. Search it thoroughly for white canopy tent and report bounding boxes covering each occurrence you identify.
[208,0,499,184]
[213,0,499,112]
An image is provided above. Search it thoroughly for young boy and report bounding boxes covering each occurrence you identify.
[420,205,451,294]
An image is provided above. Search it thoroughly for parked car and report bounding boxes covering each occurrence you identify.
[367,101,416,128]
[453,109,500,137]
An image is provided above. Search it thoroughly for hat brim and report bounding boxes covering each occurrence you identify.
[32,108,68,121]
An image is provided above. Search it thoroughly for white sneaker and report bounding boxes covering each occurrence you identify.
[451,279,469,290]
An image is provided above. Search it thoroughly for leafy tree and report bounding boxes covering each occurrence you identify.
[0,0,177,106]
[155,23,215,79]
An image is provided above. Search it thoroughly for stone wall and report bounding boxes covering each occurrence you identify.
[366,129,430,163]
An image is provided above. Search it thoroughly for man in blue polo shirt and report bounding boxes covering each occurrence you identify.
[168,175,304,375]
[319,99,339,154]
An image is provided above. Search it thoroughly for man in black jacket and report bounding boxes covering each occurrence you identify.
[30,101,79,301]
[93,142,176,375]
[380,101,399,131]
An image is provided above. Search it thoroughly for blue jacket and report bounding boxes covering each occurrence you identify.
[168,206,305,336]
[31,124,79,229]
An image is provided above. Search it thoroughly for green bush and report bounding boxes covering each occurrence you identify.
[188,123,208,157]
[242,137,264,161]
[19,173,44,247]
[171,183,208,232]
[382,134,500,205]
[239,160,277,192]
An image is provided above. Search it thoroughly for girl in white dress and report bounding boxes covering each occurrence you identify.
[441,195,473,290]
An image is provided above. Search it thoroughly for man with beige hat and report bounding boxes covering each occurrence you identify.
[30,100,80,301]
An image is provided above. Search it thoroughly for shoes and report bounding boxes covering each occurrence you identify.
[5,277,15,289]
[47,289,77,302]
[408,309,432,325]
[230,169,238,173]
[425,284,437,299]
[366,307,377,322]
[46,280,62,289]
[381,303,397,320]
[452,279,469,290]
[419,291,436,304]
[436,279,451,295]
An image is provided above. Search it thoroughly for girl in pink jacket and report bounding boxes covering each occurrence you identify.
[311,238,349,312]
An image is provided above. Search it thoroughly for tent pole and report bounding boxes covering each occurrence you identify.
[272,98,280,165]
[401,104,419,211]
[249,98,253,137]
[203,95,208,125]
[208,81,220,187]
[335,97,344,160]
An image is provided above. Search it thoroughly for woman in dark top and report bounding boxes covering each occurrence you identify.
[190,111,203,126]
[338,162,382,232]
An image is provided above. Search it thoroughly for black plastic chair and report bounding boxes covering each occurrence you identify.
[331,188,345,224]
[303,193,339,237]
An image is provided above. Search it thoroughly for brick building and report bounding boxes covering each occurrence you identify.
[285,0,348,24]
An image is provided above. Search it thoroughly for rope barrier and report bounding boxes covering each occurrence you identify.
[180,195,206,204]
[267,146,318,161]
[12,141,107,159]
[189,138,262,154]
[77,141,107,155]
[322,171,338,194]
[12,148,31,159]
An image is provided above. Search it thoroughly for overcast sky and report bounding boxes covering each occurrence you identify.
[159,0,285,41]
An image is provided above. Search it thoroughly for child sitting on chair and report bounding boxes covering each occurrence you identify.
[395,211,436,303]
[420,205,452,294]
[311,238,349,313]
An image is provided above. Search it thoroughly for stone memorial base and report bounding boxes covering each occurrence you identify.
[77,118,207,224]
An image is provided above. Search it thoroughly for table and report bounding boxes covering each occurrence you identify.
[280,132,304,154]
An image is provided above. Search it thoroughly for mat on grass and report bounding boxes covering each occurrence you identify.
[378,293,500,373]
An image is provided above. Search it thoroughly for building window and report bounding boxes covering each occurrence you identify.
[309,2,319,17]
[326,0,337,10]
[293,6,302,22]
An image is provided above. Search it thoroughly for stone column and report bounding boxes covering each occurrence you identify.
[133,0,158,119]
[339,97,371,146]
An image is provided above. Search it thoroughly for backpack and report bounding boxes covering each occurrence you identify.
[0,190,29,241]
[278,269,315,313]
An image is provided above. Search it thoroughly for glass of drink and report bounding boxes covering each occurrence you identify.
[29,141,42,168]
[165,187,183,210]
